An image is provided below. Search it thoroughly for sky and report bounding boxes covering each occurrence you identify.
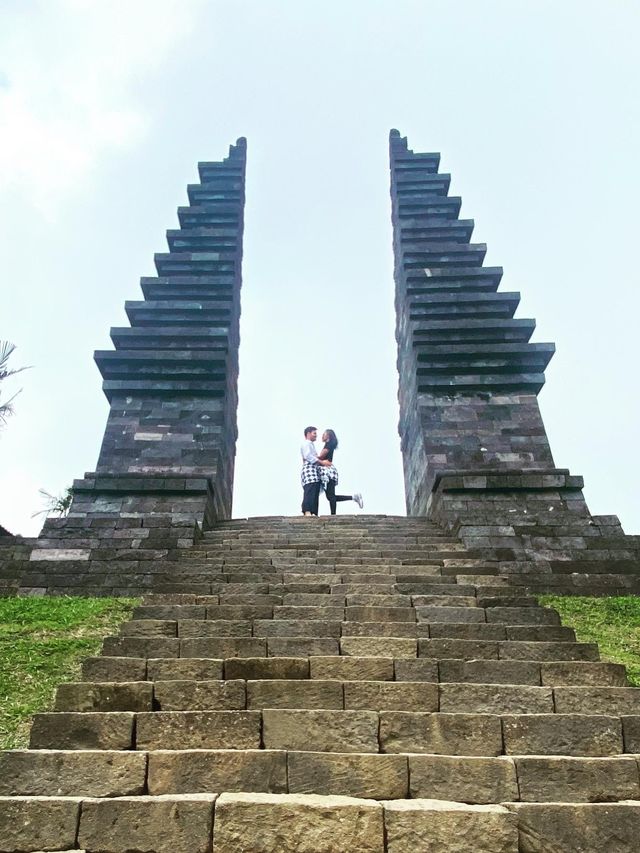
[0,0,639,536]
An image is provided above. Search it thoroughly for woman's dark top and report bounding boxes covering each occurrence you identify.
[323,443,335,462]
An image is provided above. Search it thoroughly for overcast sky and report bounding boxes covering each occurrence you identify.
[1,0,638,536]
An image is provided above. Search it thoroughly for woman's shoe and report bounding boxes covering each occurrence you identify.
[353,493,364,509]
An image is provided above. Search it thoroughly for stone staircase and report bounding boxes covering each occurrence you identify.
[1,514,640,851]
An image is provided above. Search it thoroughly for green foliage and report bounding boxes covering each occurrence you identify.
[0,596,138,748]
[0,341,29,427]
[32,486,74,519]
[540,595,640,685]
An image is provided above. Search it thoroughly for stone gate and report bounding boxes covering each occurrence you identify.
[0,133,639,852]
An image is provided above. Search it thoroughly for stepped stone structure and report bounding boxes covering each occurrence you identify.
[389,130,640,595]
[0,133,639,850]
[2,518,640,850]
[0,138,247,596]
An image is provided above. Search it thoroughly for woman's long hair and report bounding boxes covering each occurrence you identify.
[324,429,338,451]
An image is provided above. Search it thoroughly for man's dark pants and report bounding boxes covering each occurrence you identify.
[302,482,321,515]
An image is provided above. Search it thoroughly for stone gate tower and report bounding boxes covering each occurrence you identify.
[18,138,247,581]
[390,129,556,515]
[88,137,246,528]
[389,130,637,572]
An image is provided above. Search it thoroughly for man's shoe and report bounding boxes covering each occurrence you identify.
[353,493,364,509]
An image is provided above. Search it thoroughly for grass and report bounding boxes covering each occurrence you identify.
[0,596,138,749]
[540,595,640,686]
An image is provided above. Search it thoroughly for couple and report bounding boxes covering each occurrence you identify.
[300,425,363,517]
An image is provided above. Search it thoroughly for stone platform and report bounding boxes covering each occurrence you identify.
[1,514,639,851]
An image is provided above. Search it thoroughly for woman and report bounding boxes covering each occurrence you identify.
[318,429,363,515]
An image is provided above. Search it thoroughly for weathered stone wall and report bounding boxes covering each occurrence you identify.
[0,139,247,593]
[389,129,639,589]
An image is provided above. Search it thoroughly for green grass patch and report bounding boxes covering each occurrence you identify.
[540,595,640,686]
[0,597,138,749]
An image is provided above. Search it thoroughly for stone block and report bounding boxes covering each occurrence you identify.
[515,756,640,802]
[344,681,438,711]
[282,593,345,606]
[81,656,147,682]
[0,750,146,797]
[154,680,246,711]
[54,682,153,713]
[486,606,560,625]
[553,686,640,715]
[540,661,628,686]
[410,594,477,607]
[416,606,484,624]
[222,593,284,605]
[409,755,518,803]
[341,622,419,637]
[79,794,216,853]
[147,658,224,680]
[428,623,505,639]
[212,792,384,852]
[508,802,640,852]
[418,639,499,660]
[103,636,180,658]
[288,752,408,798]
[310,656,394,681]
[383,799,518,853]
[178,619,253,637]
[341,637,417,657]
[621,715,640,751]
[502,714,623,756]
[505,625,575,641]
[134,604,206,620]
[119,619,177,637]
[225,657,309,680]
[273,606,345,620]
[345,606,416,623]
[394,659,439,682]
[438,659,541,685]
[180,637,266,658]
[254,619,342,637]
[148,749,287,795]
[499,641,599,661]
[379,712,502,755]
[247,679,343,710]
[136,711,261,750]
[346,594,410,607]
[205,605,274,620]
[439,683,553,714]
[263,709,379,753]
[30,712,135,750]
[267,637,339,657]
[0,796,81,852]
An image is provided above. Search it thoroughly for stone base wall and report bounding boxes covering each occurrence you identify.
[427,468,640,594]
[401,393,557,517]
[0,473,220,596]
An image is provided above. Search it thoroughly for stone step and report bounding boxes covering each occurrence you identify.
[140,579,477,606]
[417,639,599,662]
[99,634,601,661]
[0,791,521,852]
[57,679,640,715]
[439,659,628,687]
[3,750,640,805]
[118,618,571,643]
[82,655,629,688]
[120,606,563,636]
[8,789,630,853]
[29,709,639,755]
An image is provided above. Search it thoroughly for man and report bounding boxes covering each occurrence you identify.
[300,425,327,517]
